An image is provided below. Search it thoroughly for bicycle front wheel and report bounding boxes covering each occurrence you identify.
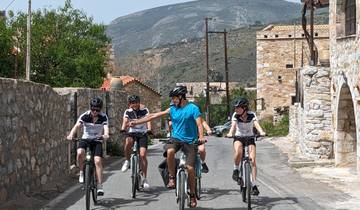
[85,164,91,210]
[131,156,138,198]
[178,170,186,210]
[195,177,201,200]
[245,162,252,210]
[91,171,97,205]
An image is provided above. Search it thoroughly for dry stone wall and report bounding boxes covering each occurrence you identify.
[0,78,129,203]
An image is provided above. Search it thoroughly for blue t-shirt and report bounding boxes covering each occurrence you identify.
[170,102,201,143]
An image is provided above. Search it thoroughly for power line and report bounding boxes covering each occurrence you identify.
[4,0,16,10]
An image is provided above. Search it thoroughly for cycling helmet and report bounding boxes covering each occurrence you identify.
[234,98,249,110]
[128,95,140,103]
[90,97,103,108]
[169,86,187,97]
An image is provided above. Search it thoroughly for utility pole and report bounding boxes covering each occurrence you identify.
[208,29,230,119]
[26,0,31,81]
[205,17,212,124]
[223,29,230,119]
[309,0,315,66]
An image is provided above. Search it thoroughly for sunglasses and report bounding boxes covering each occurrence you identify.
[91,108,101,112]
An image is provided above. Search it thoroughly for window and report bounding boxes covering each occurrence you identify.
[286,64,294,68]
[288,34,292,38]
[315,32,319,37]
[345,0,356,35]
[275,34,279,38]
[264,35,268,38]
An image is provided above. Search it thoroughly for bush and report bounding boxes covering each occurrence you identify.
[106,141,122,156]
[260,115,289,137]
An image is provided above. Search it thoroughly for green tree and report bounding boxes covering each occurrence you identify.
[1,0,109,88]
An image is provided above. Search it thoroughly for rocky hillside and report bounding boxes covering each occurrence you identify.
[116,26,263,97]
[107,0,301,58]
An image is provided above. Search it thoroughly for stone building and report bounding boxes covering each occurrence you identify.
[256,24,329,119]
[289,0,360,176]
[329,0,359,173]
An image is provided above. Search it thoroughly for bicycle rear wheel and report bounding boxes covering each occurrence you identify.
[131,156,138,198]
[85,164,91,210]
[91,171,97,205]
[178,170,186,210]
[245,162,252,210]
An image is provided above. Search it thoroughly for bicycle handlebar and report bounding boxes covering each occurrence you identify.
[225,135,265,139]
[72,137,103,143]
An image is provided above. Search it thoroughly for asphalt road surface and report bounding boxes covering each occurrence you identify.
[45,136,351,210]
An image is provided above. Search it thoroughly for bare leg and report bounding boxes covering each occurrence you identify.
[77,148,85,171]
[139,147,148,178]
[124,137,134,160]
[167,148,176,177]
[249,145,257,183]
[94,156,103,184]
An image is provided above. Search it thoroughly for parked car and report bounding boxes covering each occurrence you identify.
[213,121,231,137]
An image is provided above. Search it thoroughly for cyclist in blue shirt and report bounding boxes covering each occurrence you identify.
[129,86,206,208]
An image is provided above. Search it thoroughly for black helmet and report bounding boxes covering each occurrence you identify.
[90,97,103,108]
[234,98,249,109]
[128,95,140,103]
[169,86,187,97]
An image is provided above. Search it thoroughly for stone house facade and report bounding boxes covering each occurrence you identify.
[257,25,329,119]
[289,0,360,176]
[329,0,359,172]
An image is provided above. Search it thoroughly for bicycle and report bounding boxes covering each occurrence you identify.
[226,135,261,210]
[126,132,148,199]
[73,137,103,210]
[175,141,203,210]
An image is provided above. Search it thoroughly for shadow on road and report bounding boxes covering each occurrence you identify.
[92,186,170,209]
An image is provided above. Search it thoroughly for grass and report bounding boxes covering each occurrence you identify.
[260,115,289,137]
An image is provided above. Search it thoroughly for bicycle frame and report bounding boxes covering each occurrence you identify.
[176,151,188,198]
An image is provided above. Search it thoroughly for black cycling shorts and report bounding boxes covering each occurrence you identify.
[233,137,256,146]
[165,138,197,167]
[126,133,148,149]
[78,140,103,157]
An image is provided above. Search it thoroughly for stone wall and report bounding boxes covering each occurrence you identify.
[289,66,333,159]
[0,78,130,203]
[329,0,360,172]
[256,25,329,119]
[0,78,71,202]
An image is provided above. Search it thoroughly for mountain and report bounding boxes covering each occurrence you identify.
[116,26,262,98]
[106,0,301,58]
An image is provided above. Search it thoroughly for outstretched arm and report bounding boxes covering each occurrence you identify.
[131,108,170,125]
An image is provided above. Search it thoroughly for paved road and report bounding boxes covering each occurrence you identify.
[45,137,351,210]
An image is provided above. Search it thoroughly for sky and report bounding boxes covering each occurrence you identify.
[0,0,301,24]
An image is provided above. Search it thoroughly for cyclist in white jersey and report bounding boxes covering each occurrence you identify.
[121,95,152,189]
[67,97,109,196]
[226,98,265,196]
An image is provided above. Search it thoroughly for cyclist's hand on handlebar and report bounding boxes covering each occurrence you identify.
[102,134,109,140]
[198,137,207,144]
[225,133,233,138]
[120,129,127,134]
[66,134,74,141]
[259,131,266,137]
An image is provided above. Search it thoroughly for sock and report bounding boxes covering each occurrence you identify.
[252,181,257,187]
[233,164,240,170]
